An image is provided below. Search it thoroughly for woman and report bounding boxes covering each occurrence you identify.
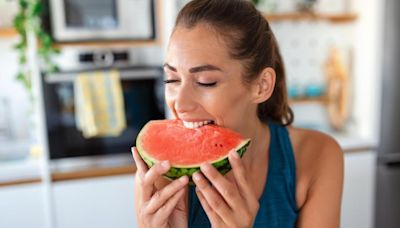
[132,0,344,227]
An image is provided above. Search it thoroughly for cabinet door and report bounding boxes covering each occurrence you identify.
[0,183,47,228]
[52,175,137,228]
[341,150,376,228]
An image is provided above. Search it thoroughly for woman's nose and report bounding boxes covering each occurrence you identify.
[174,84,197,114]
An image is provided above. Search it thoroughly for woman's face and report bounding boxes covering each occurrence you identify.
[164,24,259,134]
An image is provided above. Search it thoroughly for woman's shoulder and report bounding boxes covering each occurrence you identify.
[286,126,343,157]
[286,126,344,209]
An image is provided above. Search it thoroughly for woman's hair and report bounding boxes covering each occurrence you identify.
[174,0,294,126]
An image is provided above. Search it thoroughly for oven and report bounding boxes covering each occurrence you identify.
[42,65,165,160]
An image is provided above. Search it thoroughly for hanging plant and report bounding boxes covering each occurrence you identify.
[13,0,59,95]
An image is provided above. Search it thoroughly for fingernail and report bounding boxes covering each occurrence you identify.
[200,163,211,172]
[193,172,201,181]
[231,150,240,159]
[179,175,188,183]
[161,160,170,168]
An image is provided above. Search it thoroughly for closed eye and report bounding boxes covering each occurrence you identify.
[197,82,217,87]
[164,79,180,84]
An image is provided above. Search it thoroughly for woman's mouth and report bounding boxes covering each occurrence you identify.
[182,120,215,129]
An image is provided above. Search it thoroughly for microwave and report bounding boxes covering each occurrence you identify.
[48,0,156,42]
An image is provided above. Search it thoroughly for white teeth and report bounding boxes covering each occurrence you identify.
[183,121,190,128]
[182,120,213,129]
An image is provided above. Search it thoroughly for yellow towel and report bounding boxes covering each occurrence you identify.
[74,70,126,138]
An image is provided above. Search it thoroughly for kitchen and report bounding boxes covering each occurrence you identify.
[0,0,395,227]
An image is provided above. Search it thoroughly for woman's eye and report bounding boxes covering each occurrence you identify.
[197,82,217,87]
[164,79,180,84]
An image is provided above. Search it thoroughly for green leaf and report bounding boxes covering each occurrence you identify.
[16,71,25,81]
[30,1,44,17]
[19,55,27,64]
[19,0,29,10]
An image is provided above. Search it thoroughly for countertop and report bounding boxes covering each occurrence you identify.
[0,132,378,187]
[0,157,42,186]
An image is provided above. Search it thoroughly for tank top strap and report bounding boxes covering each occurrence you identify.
[260,121,298,213]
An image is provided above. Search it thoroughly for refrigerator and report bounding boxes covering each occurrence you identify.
[374,0,400,227]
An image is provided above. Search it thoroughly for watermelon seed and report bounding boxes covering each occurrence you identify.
[215,144,218,147]
[219,144,223,147]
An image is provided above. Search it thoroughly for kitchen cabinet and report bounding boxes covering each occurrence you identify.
[52,174,138,228]
[341,150,376,228]
[0,183,47,228]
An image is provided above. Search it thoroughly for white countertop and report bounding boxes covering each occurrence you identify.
[0,157,42,183]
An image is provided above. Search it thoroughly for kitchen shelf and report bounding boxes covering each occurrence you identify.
[0,28,17,38]
[289,96,328,105]
[53,39,162,49]
[264,12,358,23]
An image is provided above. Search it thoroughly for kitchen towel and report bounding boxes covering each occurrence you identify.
[74,70,126,138]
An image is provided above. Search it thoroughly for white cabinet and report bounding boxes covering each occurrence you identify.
[52,175,138,228]
[0,183,47,228]
[341,150,376,228]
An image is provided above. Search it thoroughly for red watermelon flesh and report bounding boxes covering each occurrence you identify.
[136,119,251,180]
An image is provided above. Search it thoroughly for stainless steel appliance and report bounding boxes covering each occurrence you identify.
[374,0,400,227]
[48,0,155,42]
[42,50,165,159]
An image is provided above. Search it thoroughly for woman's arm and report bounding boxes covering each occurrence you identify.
[296,136,344,228]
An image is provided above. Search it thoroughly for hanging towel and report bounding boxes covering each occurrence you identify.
[74,70,126,138]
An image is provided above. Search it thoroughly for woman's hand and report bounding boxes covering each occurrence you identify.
[193,150,260,228]
[132,147,189,228]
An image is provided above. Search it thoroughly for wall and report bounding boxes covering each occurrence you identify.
[0,37,31,141]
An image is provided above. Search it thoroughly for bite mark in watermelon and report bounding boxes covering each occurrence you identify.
[136,119,251,183]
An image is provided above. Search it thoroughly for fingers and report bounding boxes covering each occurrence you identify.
[192,172,230,222]
[146,175,189,214]
[155,187,186,221]
[131,147,148,177]
[199,163,240,208]
[142,160,171,201]
[196,187,222,224]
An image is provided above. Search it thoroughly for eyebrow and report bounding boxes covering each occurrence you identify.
[163,63,223,73]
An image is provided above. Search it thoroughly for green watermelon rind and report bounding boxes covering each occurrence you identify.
[136,122,251,183]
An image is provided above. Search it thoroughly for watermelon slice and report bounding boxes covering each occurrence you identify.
[136,119,251,182]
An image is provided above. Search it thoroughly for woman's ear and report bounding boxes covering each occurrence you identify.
[251,67,276,104]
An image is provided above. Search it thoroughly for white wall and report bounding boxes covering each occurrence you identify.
[352,0,384,141]
[0,38,32,140]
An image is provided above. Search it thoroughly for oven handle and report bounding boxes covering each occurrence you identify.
[44,68,161,84]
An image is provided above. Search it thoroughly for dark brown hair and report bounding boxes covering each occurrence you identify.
[174,0,294,126]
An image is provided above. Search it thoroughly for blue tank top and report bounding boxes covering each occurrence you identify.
[188,122,299,227]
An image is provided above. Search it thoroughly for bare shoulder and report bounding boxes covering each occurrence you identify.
[287,126,344,210]
[287,126,343,163]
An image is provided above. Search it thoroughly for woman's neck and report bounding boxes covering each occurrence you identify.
[241,119,271,170]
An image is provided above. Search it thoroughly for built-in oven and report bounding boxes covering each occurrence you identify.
[42,64,165,160]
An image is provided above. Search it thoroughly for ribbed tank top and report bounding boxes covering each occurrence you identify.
[188,122,299,227]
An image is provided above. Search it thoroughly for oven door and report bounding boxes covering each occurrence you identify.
[49,0,155,42]
[43,67,165,159]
